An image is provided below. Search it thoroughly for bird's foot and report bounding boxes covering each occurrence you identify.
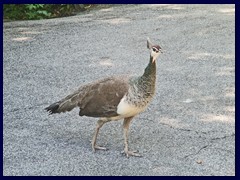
[90,139,108,152]
[92,144,108,152]
[121,149,142,158]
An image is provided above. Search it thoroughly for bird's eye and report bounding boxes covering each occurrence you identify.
[152,48,159,53]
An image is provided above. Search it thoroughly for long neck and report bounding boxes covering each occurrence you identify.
[134,55,156,97]
[142,56,156,79]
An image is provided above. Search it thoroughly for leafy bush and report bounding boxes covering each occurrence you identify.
[3,4,93,20]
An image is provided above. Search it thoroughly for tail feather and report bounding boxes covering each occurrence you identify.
[45,92,80,115]
[45,102,60,114]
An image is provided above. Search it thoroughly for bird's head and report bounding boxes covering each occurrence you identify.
[147,38,162,62]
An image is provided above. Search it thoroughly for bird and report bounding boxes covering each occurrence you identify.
[45,38,162,157]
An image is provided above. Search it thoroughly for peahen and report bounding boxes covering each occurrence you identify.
[45,38,162,157]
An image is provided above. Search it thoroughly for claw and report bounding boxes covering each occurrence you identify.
[122,149,142,158]
[92,144,108,152]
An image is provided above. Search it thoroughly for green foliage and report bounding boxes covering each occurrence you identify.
[3,4,93,21]
[25,4,51,20]
[4,4,25,20]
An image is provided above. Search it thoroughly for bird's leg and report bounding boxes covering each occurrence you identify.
[123,117,142,158]
[92,118,111,152]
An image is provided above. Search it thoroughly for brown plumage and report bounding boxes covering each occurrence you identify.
[45,76,129,117]
[45,38,162,157]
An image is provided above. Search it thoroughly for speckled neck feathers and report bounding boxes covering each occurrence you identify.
[142,56,156,80]
[137,55,156,98]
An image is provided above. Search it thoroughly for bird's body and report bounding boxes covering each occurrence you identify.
[45,39,162,157]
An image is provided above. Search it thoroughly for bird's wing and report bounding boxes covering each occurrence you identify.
[78,76,130,117]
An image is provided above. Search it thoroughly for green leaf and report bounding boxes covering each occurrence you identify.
[26,4,34,10]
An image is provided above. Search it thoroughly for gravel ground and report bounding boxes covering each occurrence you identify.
[3,4,235,176]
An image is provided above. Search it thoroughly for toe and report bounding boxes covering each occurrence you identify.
[123,150,142,157]
[94,145,108,151]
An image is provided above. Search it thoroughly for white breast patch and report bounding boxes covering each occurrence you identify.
[117,97,146,117]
